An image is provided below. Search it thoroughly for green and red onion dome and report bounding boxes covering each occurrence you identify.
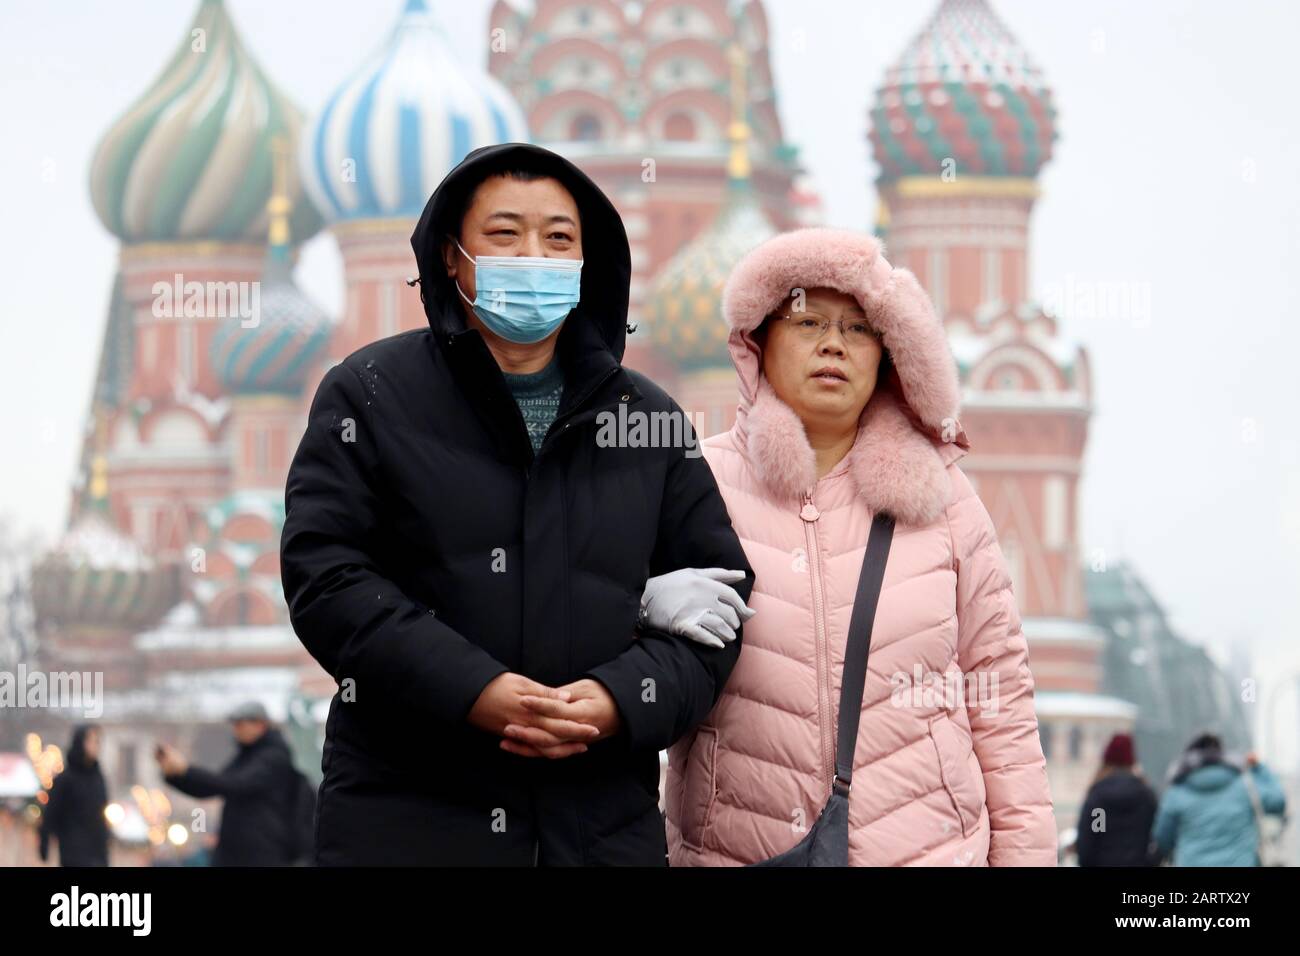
[869,0,1057,181]
[30,508,179,631]
[648,182,777,372]
[209,247,331,395]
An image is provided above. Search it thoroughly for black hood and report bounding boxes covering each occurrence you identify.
[65,724,100,772]
[409,142,631,362]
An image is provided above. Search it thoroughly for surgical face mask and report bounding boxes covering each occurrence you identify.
[452,237,583,344]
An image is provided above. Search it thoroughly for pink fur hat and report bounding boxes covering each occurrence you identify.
[720,227,968,526]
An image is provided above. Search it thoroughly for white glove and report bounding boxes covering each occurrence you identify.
[639,568,756,649]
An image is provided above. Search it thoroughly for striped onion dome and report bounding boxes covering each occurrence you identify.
[648,181,777,372]
[869,0,1057,181]
[209,248,331,394]
[211,135,331,395]
[301,0,529,222]
[89,0,321,244]
[30,506,179,631]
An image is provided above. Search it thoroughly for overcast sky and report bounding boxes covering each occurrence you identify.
[2,1,1298,765]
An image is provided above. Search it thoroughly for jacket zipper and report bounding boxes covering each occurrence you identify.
[801,488,834,797]
[517,370,623,868]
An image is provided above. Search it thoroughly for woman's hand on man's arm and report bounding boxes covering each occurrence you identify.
[640,567,756,648]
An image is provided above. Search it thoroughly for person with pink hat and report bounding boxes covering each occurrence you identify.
[661,227,1057,866]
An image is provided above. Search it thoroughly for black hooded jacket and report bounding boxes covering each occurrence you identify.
[1075,768,1159,867]
[280,143,752,865]
[164,727,298,866]
[40,726,109,867]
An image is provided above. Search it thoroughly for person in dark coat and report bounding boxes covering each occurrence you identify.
[280,142,755,866]
[157,702,298,866]
[39,724,110,866]
[1074,732,1158,866]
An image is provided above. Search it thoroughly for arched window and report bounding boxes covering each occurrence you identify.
[664,112,696,141]
[208,588,278,627]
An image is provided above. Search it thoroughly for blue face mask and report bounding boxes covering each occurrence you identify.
[452,238,583,345]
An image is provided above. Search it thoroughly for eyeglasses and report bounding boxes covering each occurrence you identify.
[771,312,881,347]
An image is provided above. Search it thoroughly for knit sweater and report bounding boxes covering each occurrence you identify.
[501,356,565,455]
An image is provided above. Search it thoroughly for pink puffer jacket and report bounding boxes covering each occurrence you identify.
[665,228,1057,866]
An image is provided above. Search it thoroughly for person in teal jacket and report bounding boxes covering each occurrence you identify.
[1153,732,1287,866]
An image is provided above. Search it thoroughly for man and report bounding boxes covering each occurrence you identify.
[157,702,299,866]
[280,143,754,865]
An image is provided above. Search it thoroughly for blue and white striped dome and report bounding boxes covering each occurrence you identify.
[301,0,529,223]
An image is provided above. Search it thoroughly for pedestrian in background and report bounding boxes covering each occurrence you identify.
[39,724,110,867]
[1075,732,1158,866]
[1153,731,1287,866]
[156,702,302,866]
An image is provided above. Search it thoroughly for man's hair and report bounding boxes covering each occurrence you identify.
[450,167,561,241]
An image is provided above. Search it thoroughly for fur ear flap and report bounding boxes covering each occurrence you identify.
[847,389,953,527]
[743,376,956,525]
[745,376,817,500]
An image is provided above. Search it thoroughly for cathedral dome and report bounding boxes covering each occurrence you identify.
[89,0,322,244]
[869,0,1058,181]
[648,181,776,372]
[210,137,331,398]
[301,0,528,223]
[209,250,331,395]
[31,504,178,632]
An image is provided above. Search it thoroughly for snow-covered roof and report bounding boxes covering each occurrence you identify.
[101,666,304,722]
[49,512,152,572]
[171,378,231,430]
[1034,691,1138,720]
[947,326,1084,371]
[160,601,201,628]
[135,625,300,653]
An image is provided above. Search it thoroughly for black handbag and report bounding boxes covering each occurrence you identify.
[749,512,895,866]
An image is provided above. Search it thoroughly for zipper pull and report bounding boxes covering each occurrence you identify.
[800,490,820,522]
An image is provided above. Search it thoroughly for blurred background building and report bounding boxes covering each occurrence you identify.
[3,0,1257,859]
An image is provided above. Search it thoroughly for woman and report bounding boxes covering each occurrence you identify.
[1074,733,1158,866]
[39,724,110,867]
[665,228,1056,866]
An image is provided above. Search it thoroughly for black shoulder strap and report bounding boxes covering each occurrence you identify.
[833,512,895,796]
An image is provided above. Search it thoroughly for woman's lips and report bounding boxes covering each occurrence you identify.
[811,367,848,383]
